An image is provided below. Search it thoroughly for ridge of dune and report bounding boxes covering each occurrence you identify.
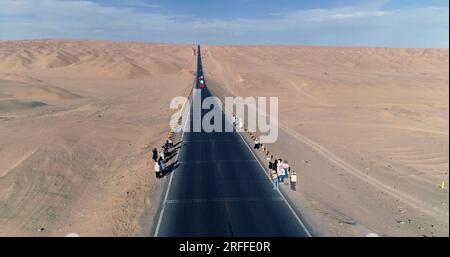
[0,73,42,83]
[13,85,82,101]
[67,55,150,79]
[0,49,149,79]
[0,40,195,79]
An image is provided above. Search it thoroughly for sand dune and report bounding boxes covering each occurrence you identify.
[203,45,449,236]
[67,56,150,79]
[0,40,448,236]
[0,40,195,236]
[0,40,194,80]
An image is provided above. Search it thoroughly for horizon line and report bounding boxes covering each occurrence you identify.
[1,38,449,50]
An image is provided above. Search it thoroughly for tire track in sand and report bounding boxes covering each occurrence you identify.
[280,123,449,223]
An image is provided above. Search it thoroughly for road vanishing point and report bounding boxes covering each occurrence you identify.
[153,45,311,237]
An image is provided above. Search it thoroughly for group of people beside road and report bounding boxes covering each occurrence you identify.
[232,112,299,192]
[250,132,298,192]
[267,156,297,191]
[152,138,174,178]
[253,137,298,192]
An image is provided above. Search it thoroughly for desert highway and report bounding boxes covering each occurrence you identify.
[153,45,311,237]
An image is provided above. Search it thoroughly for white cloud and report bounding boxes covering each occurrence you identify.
[274,7,390,22]
[0,0,448,47]
[0,0,179,40]
[309,9,390,22]
[117,0,160,9]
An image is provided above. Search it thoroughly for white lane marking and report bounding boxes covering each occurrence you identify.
[153,88,193,237]
[166,197,284,204]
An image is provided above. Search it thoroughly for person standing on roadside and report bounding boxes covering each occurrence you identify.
[163,144,168,156]
[254,138,260,149]
[272,158,278,173]
[159,157,167,176]
[267,155,274,172]
[165,140,170,150]
[290,171,297,191]
[168,138,174,148]
[152,148,158,162]
[277,159,283,182]
[282,160,290,183]
[154,161,161,178]
[278,162,285,183]
[271,170,279,190]
[267,157,273,170]
[160,148,165,160]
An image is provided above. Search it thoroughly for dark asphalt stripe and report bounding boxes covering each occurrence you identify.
[177,159,257,164]
[166,197,284,204]
[182,139,243,143]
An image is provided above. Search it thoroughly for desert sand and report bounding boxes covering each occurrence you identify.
[0,40,195,236]
[203,45,449,236]
[0,40,448,236]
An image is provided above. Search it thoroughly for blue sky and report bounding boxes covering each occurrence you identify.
[0,0,448,47]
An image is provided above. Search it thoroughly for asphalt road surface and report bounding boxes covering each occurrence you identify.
[154,45,310,237]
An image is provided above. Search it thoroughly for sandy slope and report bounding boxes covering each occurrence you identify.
[203,45,449,236]
[0,40,195,236]
[0,40,448,237]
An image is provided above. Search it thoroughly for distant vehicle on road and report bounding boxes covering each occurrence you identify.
[199,79,205,88]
